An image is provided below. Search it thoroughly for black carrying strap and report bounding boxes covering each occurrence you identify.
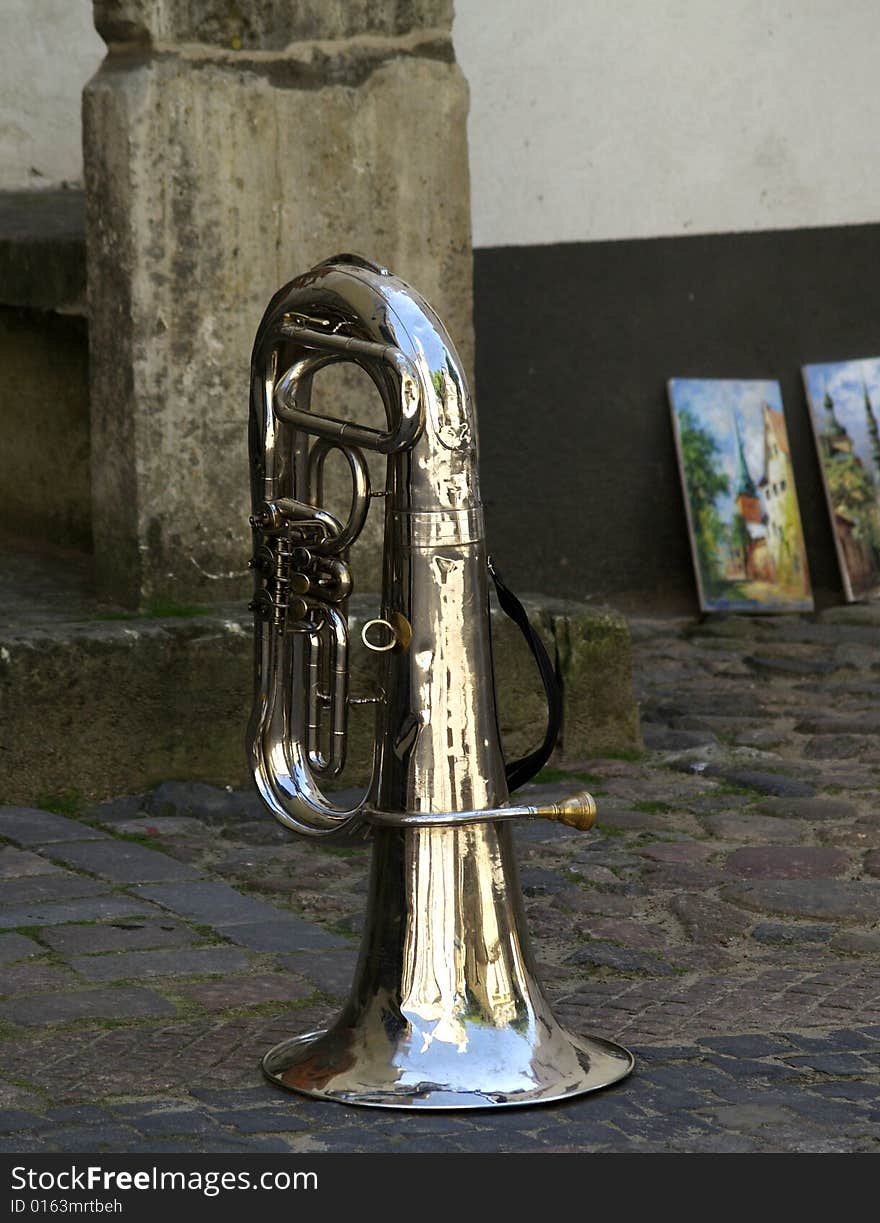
[489,556,562,792]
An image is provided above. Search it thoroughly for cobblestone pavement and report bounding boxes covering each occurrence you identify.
[1,606,879,1153]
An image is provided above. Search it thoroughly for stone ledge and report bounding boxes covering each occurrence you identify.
[0,190,86,315]
[94,1,454,49]
[0,555,639,804]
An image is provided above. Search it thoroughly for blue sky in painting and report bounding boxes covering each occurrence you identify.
[803,358,880,483]
[669,378,786,525]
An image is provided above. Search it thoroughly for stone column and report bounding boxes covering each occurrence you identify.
[84,1,473,607]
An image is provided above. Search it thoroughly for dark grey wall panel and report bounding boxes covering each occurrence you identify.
[473,225,880,612]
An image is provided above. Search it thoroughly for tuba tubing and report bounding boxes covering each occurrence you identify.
[247,255,596,838]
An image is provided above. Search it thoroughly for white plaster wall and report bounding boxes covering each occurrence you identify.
[5,0,880,246]
[0,0,104,189]
[454,0,880,247]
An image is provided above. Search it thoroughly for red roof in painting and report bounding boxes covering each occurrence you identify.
[764,403,790,455]
[738,493,763,524]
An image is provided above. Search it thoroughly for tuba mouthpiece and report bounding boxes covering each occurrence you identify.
[534,790,598,831]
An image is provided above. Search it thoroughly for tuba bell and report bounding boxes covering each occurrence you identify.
[247,255,633,1108]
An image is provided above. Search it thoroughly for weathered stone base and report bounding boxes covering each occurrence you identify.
[0,555,640,805]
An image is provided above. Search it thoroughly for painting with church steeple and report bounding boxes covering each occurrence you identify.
[803,359,880,601]
[669,379,813,612]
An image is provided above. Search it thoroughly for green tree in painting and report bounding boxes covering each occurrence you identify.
[827,452,880,575]
[826,453,875,537]
[679,409,730,593]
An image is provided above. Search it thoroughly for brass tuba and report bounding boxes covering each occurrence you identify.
[247,255,633,1108]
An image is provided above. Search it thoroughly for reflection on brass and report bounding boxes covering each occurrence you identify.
[388,611,413,653]
[247,255,634,1109]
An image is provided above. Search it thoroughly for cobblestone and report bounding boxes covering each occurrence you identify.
[45,840,204,883]
[777,1029,878,1052]
[783,1052,875,1075]
[638,842,716,864]
[86,796,147,824]
[1,875,110,905]
[723,847,851,879]
[110,1104,225,1137]
[45,1105,112,1126]
[0,986,177,1025]
[209,1106,310,1133]
[703,814,806,842]
[705,770,816,798]
[67,947,252,982]
[582,918,669,950]
[278,950,360,996]
[107,817,208,838]
[0,847,62,877]
[0,963,80,994]
[222,919,351,952]
[796,715,880,736]
[1,611,879,1152]
[0,895,162,929]
[0,809,110,845]
[38,1124,142,1152]
[752,922,833,946]
[832,930,880,955]
[0,1109,51,1132]
[39,919,199,955]
[669,894,752,944]
[566,942,680,976]
[757,797,858,821]
[174,972,314,1010]
[145,782,264,824]
[0,932,43,963]
[724,880,880,922]
[133,881,283,925]
[642,727,718,750]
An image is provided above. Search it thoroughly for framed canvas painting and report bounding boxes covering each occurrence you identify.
[802,359,880,602]
[669,379,813,613]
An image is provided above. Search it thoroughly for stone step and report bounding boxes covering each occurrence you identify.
[0,549,640,804]
[0,189,86,315]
